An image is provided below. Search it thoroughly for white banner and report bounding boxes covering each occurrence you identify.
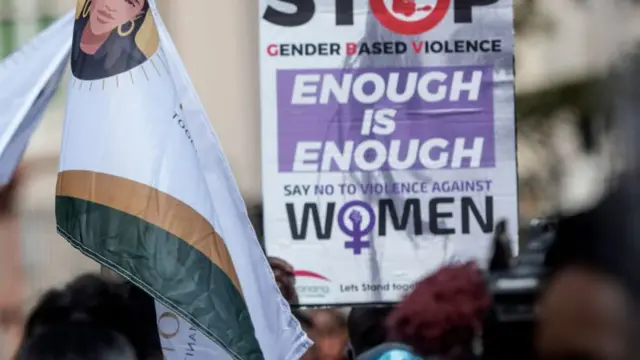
[260,0,519,305]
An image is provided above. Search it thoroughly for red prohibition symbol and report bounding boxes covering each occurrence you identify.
[369,0,452,35]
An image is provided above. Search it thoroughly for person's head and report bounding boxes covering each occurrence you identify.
[15,322,137,360]
[269,257,298,304]
[22,274,124,339]
[386,262,490,359]
[85,0,149,36]
[536,188,639,360]
[347,307,393,356]
[20,273,161,360]
[312,310,348,360]
[536,265,630,360]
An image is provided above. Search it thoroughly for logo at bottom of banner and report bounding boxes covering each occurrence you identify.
[294,270,332,300]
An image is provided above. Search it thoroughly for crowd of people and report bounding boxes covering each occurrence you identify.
[4,184,640,360]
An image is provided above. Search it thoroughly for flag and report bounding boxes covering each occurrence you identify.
[0,11,73,185]
[55,1,311,359]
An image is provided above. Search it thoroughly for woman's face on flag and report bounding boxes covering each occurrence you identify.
[89,0,145,35]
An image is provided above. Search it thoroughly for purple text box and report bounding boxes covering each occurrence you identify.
[276,66,495,172]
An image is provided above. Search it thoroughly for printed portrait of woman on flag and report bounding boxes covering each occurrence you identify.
[71,0,159,81]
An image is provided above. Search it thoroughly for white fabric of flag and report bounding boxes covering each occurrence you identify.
[55,1,311,359]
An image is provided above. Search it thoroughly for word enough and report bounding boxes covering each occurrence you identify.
[291,70,485,105]
[293,137,485,172]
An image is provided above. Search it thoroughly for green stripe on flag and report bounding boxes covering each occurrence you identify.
[56,196,264,360]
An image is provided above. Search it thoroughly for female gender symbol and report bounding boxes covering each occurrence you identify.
[337,200,376,255]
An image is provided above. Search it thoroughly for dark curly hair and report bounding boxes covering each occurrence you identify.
[16,322,137,360]
[21,274,161,360]
[385,262,490,358]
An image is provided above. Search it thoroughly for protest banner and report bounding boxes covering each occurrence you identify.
[56,1,311,359]
[260,0,518,305]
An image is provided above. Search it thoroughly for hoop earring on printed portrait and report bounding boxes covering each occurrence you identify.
[82,0,91,18]
[118,20,135,37]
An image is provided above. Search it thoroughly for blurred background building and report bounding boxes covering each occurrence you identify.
[0,0,638,358]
